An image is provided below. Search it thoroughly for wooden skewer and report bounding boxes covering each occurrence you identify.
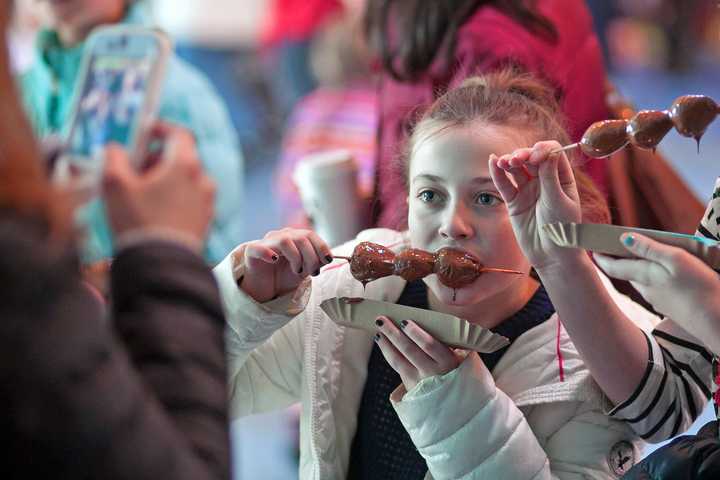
[334,254,521,275]
[549,142,579,155]
[480,267,524,275]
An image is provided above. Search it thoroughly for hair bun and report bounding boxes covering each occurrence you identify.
[459,67,560,114]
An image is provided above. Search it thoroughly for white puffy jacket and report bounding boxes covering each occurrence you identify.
[215,228,683,479]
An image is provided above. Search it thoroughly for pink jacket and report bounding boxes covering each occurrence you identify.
[374,0,610,228]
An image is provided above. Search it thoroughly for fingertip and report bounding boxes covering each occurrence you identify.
[497,155,511,170]
[104,142,123,155]
[528,143,550,164]
[509,155,524,168]
[620,233,636,249]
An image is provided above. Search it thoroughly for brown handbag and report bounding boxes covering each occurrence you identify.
[606,145,704,234]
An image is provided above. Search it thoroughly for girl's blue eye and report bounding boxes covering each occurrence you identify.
[476,192,501,206]
[418,190,437,203]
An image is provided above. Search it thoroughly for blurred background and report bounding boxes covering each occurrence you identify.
[8,0,720,478]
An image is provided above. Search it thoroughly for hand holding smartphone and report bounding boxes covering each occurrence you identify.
[55,26,171,194]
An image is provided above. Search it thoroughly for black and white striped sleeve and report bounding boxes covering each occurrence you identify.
[607,318,713,443]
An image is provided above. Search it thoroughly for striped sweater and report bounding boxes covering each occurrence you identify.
[609,179,720,441]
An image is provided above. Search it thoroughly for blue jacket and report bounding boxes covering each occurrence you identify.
[19,2,244,263]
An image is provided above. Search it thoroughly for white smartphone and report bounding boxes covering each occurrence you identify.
[57,26,171,190]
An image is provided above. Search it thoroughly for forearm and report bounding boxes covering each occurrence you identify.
[212,250,308,416]
[537,255,650,406]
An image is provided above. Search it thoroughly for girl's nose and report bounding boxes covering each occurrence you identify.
[439,203,474,240]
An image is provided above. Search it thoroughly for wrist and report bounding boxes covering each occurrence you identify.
[533,250,591,279]
[114,227,204,255]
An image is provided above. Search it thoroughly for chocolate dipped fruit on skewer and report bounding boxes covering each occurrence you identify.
[670,95,719,151]
[551,94,718,158]
[627,110,674,151]
[335,242,523,299]
[434,247,524,301]
[393,248,437,282]
[339,241,396,287]
[578,119,629,158]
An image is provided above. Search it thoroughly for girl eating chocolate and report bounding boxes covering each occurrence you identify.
[214,70,710,480]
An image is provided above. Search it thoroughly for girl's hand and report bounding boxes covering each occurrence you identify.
[488,140,584,271]
[374,316,462,392]
[239,228,334,303]
[594,233,720,348]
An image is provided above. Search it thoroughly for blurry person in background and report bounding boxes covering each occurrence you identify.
[18,0,244,264]
[152,0,273,162]
[273,3,378,228]
[584,0,617,67]
[364,0,613,230]
[260,0,343,120]
[0,2,231,477]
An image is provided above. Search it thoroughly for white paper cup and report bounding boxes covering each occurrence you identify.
[293,150,363,246]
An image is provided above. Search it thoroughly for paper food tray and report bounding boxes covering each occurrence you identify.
[320,297,510,353]
[543,222,720,268]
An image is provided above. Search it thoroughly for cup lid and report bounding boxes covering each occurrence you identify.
[293,149,356,182]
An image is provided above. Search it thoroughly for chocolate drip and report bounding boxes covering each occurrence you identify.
[670,95,718,146]
[349,242,395,285]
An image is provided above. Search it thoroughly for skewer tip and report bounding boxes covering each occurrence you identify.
[481,267,524,275]
[550,143,580,156]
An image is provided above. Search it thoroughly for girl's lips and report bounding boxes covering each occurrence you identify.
[433,246,482,262]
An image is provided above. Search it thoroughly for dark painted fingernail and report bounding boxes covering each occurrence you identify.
[325,255,333,263]
[271,254,279,262]
[375,318,384,327]
[623,234,635,247]
[312,269,320,277]
[401,320,408,329]
[374,333,381,342]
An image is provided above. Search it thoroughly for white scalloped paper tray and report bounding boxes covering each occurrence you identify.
[320,296,510,353]
[543,222,720,269]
